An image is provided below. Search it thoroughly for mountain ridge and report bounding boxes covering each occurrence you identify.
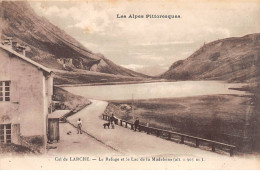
[161,33,260,83]
[0,1,148,79]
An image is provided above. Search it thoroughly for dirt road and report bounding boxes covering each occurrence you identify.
[45,99,259,169]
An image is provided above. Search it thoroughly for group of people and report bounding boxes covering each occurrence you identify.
[76,115,142,134]
[110,114,141,131]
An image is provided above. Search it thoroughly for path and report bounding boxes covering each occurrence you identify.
[65,100,258,160]
[46,122,118,156]
[47,99,259,169]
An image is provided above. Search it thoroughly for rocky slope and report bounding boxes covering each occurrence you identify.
[161,33,260,83]
[0,1,147,78]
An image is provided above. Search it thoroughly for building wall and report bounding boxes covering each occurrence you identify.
[90,64,98,71]
[0,49,50,139]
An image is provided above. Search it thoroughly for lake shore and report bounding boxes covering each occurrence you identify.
[55,79,167,87]
[55,78,249,88]
[61,80,259,154]
[62,81,248,101]
[53,69,153,86]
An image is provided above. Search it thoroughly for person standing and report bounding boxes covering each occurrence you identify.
[77,118,83,134]
[110,114,115,129]
[134,118,139,131]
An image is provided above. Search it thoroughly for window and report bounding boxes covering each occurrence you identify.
[0,124,11,143]
[0,81,10,102]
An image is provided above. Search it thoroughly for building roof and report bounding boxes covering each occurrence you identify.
[0,44,52,74]
[87,59,101,67]
[48,110,71,119]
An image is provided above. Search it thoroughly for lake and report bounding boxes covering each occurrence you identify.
[62,81,247,101]
[63,81,259,153]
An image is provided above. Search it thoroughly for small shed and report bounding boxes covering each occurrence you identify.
[48,110,70,142]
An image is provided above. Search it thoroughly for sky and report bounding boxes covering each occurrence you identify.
[29,0,260,76]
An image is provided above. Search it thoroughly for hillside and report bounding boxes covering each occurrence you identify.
[161,33,260,83]
[0,1,147,79]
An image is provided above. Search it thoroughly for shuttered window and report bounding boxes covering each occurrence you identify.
[0,81,10,102]
[0,124,11,143]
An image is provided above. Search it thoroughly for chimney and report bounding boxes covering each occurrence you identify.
[12,41,18,50]
[20,46,26,56]
[17,45,27,56]
[2,37,29,57]
[2,37,13,49]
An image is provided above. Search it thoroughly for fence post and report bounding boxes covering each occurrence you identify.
[180,136,184,144]
[120,120,122,126]
[196,139,199,148]
[157,130,160,137]
[168,133,171,140]
[212,143,216,152]
[147,128,150,134]
[131,124,134,130]
[125,122,128,128]
[230,148,234,157]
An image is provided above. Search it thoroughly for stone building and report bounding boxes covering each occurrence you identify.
[0,38,53,153]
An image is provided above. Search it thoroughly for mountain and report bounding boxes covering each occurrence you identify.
[0,1,147,79]
[161,33,260,83]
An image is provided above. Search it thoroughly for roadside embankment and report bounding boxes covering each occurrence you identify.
[105,94,259,154]
[53,86,91,113]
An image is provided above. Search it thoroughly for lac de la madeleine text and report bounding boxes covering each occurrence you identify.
[117,14,181,19]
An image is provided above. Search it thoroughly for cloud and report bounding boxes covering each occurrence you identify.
[81,41,99,50]
[29,1,260,76]
[121,64,146,71]
[138,55,165,61]
[203,27,231,38]
[43,5,60,15]
[121,64,168,76]
[137,41,194,47]
[32,2,112,33]
[32,3,68,18]
[181,51,193,56]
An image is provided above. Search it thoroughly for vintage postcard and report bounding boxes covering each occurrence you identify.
[0,0,260,170]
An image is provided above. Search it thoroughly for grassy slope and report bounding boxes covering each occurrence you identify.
[53,86,91,112]
[53,69,150,85]
[161,33,260,83]
[109,94,260,153]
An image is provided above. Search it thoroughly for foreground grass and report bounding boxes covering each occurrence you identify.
[0,143,35,155]
[109,94,260,153]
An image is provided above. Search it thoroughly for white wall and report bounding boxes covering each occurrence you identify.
[0,48,50,137]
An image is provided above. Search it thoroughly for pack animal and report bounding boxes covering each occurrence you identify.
[103,122,110,129]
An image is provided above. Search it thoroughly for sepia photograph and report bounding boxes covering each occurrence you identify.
[0,0,259,170]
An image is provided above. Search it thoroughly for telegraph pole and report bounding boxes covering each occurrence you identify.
[132,93,135,123]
